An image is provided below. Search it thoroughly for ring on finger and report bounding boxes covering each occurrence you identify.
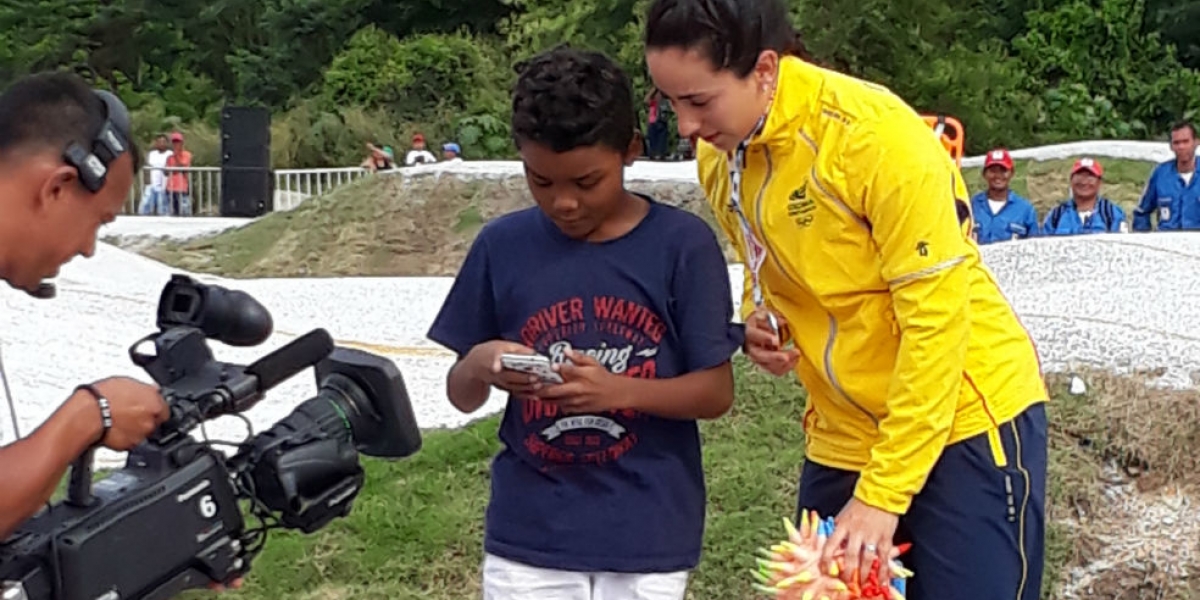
[863,543,877,554]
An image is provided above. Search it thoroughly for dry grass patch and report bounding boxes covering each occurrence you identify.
[1043,369,1200,599]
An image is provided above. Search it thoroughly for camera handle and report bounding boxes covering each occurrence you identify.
[64,448,97,508]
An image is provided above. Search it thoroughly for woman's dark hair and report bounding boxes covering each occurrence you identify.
[644,0,809,78]
[511,45,636,154]
[955,199,971,227]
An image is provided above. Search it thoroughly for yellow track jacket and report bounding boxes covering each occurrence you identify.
[698,56,1047,515]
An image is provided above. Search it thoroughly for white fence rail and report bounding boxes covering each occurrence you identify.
[126,166,222,216]
[273,168,371,211]
[124,166,370,216]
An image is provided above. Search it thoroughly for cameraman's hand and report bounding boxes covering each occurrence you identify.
[208,577,244,592]
[465,340,544,397]
[85,377,169,450]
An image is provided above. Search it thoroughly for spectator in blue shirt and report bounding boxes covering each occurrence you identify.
[1133,120,1200,231]
[1042,158,1127,236]
[969,148,1040,243]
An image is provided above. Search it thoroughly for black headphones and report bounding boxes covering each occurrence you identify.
[62,89,133,193]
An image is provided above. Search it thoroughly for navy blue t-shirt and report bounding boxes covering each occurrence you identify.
[427,197,743,573]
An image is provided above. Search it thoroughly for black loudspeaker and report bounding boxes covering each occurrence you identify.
[220,167,273,217]
[221,106,271,169]
[220,106,272,217]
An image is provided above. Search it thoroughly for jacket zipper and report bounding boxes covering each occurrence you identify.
[822,314,880,427]
[752,146,880,427]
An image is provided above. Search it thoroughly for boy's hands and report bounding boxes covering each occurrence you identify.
[538,349,628,414]
[464,340,545,397]
[462,343,628,412]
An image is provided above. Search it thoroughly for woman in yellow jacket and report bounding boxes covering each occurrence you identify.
[644,1,1049,599]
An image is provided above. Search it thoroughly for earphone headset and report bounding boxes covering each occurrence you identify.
[61,89,133,193]
[28,89,134,300]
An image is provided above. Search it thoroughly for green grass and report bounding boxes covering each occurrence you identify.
[168,359,1120,600]
[453,203,485,234]
[173,357,804,600]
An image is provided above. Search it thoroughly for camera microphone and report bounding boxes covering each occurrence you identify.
[246,329,335,393]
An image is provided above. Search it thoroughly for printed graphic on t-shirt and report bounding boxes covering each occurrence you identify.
[516,294,664,466]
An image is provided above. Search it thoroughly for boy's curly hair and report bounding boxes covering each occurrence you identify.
[511,45,637,154]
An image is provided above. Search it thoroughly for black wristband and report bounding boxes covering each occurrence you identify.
[76,384,112,444]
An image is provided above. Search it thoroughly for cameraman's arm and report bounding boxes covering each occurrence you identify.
[0,377,165,539]
[0,390,101,539]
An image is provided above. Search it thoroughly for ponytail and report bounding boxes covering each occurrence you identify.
[784,33,812,61]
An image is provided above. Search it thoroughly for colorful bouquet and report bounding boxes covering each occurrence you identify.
[752,510,912,600]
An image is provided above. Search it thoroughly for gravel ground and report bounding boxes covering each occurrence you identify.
[1058,467,1199,598]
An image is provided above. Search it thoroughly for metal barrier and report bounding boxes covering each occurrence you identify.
[125,166,221,216]
[123,166,371,216]
[273,168,370,211]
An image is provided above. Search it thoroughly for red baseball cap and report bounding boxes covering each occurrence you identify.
[169,131,184,143]
[1071,157,1103,178]
[984,148,1014,171]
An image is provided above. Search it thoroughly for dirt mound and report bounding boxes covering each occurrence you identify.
[140,172,720,278]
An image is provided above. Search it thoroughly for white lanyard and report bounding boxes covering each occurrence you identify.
[727,114,769,307]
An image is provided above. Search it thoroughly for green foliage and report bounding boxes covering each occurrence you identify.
[1011,0,1200,142]
[499,0,650,94]
[7,0,1200,164]
[318,26,513,160]
[454,114,512,157]
[228,0,373,107]
[900,40,1042,154]
[322,25,414,109]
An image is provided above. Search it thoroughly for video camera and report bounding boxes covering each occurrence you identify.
[0,275,423,600]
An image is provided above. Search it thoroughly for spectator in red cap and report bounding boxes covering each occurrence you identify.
[969,148,1040,243]
[165,131,192,216]
[405,132,438,166]
[1042,157,1127,236]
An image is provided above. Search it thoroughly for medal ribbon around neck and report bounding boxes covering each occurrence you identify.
[726,81,777,309]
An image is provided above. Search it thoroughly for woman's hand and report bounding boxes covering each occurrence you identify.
[744,307,800,376]
[820,498,900,588]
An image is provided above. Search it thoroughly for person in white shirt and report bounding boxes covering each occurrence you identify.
[405,133,438,166]
[138,134,172,215]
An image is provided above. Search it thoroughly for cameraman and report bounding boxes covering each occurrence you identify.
[0,74,165,540]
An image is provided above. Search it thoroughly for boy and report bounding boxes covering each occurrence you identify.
[426,46,743,600]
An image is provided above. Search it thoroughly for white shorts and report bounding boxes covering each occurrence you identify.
[481,553,690,600]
